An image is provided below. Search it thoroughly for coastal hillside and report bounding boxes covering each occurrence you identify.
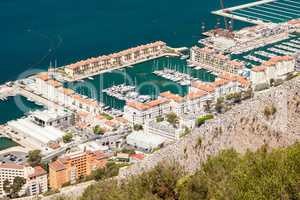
[119,76,300,178]
[80,143,300,200]
[46,76,300,200]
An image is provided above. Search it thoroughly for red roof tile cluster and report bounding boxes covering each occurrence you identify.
[49,160,66,171]
[160,91,184,103]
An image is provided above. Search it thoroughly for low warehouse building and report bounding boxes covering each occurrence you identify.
[126,131,166,152]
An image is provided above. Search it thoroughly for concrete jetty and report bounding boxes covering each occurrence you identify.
[212,0,278,25]
[0,85,17,101]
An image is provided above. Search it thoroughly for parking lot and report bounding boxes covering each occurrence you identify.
[0,151,27,165]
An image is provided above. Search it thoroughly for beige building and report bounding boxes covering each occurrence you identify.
[250,56,295,90]
[0,164,47,198]
[49,150,109,190]
[64,41,167,78]
[34,73,102,115]
[190,46,244,74]
[123,98,171,125]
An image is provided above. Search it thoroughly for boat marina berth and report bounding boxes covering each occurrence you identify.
[0,1,299,198]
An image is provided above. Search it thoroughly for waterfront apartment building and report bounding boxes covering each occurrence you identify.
[35,73,102,115]
[64,41,167,78]
[124,75,248,125]
[190,46,244,74]
[0,164,47,198]
[124,90,211,125]
[123,98,171,125]
[200,23,290,54]
[250,56,295,90]
[159,91,187,116]
[49,150,109,190]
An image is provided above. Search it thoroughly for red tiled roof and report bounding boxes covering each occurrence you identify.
[212,79,230,88]
[0,163,24,170]
[146,98,169,108]
[187,90,208,100]
[126,100,150,111]
[49,160,65,171]
[252,66,266,72]
[160,91,184,103]
[130,154,145,160]
[29,166,47,178]
[94,151,110,160]
[191,81,215,93]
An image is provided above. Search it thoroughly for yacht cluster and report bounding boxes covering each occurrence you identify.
[153,69,196,86]
[103,84,152,103]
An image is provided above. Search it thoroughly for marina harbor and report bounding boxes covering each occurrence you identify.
[0,0,299,198]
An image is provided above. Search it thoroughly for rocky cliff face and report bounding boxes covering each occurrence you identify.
[119,77,300,178]
[43,77,300,200]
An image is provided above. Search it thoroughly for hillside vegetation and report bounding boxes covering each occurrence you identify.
[58,142,300,200]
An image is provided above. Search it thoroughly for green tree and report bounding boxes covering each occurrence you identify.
[156,116,164,123]
[242,88,253,100]
[27,149,42,167]
[263,104,277,119]
[57,143,300,200]
[3,179,11,195]
[93,125,106,135]
[3,177,26,198]
[133,124,143,131]
[166,112,179,127]
[63,132,73,143]
[121,148,135,155]
[203,100,213,112]
[226,92,242,103]
[195,114,214,127]
[215,97,224,113]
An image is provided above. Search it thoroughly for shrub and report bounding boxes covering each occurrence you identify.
[133,124,143,131]
[63,132,73,143]
[215,97,224,113]
[181,127,191,137]
[61,143,300,200]
[196,114,214,127]
[166,112,179,126]
[101,113,113,120]
[156,116,164,123]
[93,125,106,135]
[226,92,242,103]
[196,137,202,148]
[27,150,42,167]
[263,104,277,118]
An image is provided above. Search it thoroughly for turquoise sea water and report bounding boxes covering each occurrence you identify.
[0,95,43,125]
[67,56,216,110]
[0,0,255,149]
[0,137,17,151]
[0,0,253,84]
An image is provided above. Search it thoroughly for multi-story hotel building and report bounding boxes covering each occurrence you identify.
[123,98,171,125]
[35,73,102,115]
[124,72,250,125]
[0,164,47,198]
[190,46,244,74]
[250,56,295,90]
[49,150,109,190]
[64,41,167,78]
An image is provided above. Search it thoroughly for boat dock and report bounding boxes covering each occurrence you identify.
[212,0,300,25]
[0,84,17,101]
[254,51,278,58]
[103,84,152,103]
[153,69,196,86]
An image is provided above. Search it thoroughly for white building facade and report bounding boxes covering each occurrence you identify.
[0,164,48,198]
[250,56,295,90]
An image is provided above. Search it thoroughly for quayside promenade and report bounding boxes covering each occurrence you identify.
[57,41,185,82]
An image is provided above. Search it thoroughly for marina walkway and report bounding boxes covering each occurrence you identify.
[212,0,300,24]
